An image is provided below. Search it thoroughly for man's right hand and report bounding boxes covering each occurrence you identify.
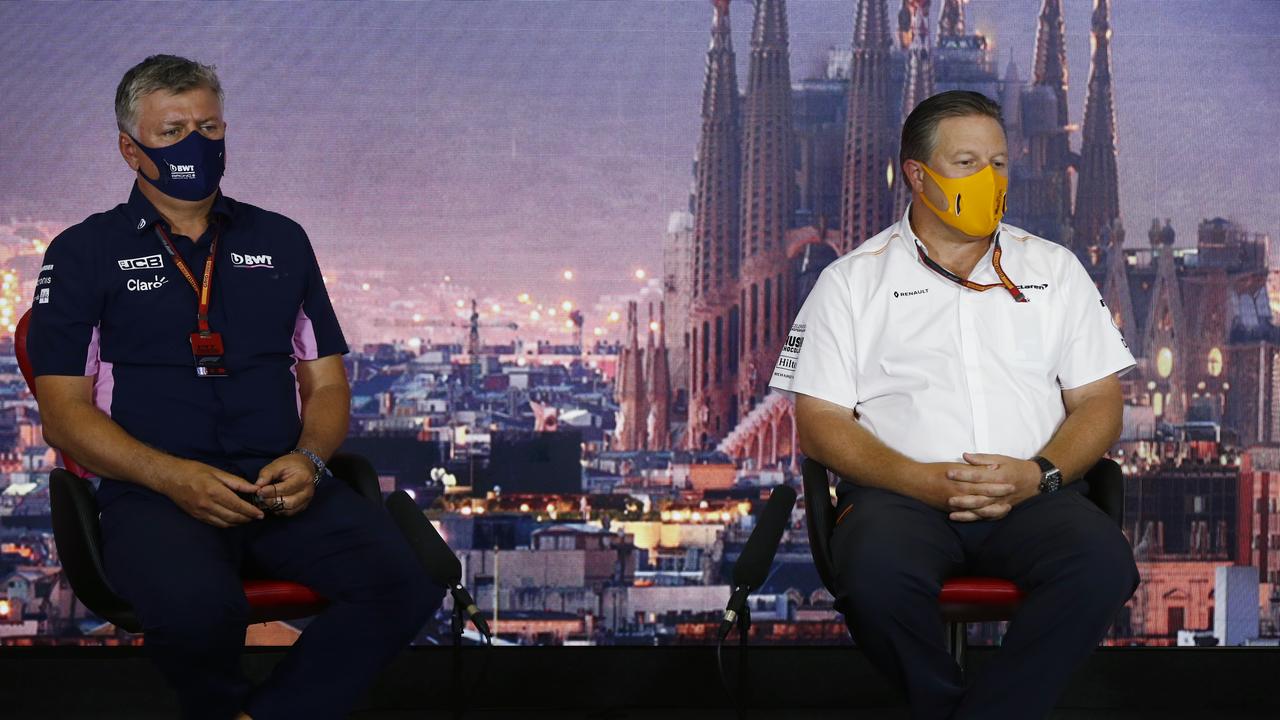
[916,462,1015,521]
[162,460,266,527]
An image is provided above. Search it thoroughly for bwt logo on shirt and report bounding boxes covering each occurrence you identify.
[231,252,274,269]
[168,163,196,180]
[118,254,165,271]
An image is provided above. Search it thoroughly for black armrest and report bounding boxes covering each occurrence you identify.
[800,458,839,598]
[1081,458,1124,527]
[328,452,382,505]
[48,469,140,633]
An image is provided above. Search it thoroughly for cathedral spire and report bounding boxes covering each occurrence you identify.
[1033,0,1069,128]
[894,0,934,218]
[688,0,743,449]
[1072,0,1121,268]
[647,302,673,451]
[938,0,965,39]
[840,0,896,253]
[738,0,796,420]
[741,0,794,267]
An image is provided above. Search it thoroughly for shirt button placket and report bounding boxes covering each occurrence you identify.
[956,290,989,452]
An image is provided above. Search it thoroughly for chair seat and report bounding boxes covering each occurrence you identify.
[243,580,328,624]
[938,577,1024,623]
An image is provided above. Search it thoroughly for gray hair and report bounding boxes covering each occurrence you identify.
[114,55,224,136]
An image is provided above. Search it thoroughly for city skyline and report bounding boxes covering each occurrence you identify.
[0,0,1277,333]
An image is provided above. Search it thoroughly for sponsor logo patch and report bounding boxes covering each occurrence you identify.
[893,288,929,298]
[772,322,805,381]
[127,275,169,292]
[118,254,164,271]
[36,288,50,304]
[231,252,274,269]
[169,163,196,181]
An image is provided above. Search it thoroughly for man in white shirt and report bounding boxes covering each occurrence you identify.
[771,91,1138,719]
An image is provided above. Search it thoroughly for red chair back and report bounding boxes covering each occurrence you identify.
[15,309,90,479]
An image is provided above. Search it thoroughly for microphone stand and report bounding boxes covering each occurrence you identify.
[716,598,753,720]
[452,601,465,719]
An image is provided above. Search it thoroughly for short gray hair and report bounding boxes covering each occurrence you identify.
[114,55,224,136]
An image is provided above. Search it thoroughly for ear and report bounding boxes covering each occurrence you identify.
[902,159,926,196]
[118,132,139,170]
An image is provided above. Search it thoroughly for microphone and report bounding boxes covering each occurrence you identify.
[386,490,492,639]
[718,484,797,640]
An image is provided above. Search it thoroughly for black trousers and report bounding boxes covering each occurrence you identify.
[830,480,1139,720]
[98,474,444,720]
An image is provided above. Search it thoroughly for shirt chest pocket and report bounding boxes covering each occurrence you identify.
[983,299,1054,371]
[217,268,306,352]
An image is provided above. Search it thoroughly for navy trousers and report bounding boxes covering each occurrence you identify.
[831,480,1139,720]
[97,473,444,720]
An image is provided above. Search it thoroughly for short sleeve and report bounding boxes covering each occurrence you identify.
[1055,255,1135,389]
[291,229,348,361]
[28,232,103,377]
[768,266,859,409]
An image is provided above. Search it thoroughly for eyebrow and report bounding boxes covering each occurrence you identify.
[159,116,221,126]
[949,149,1008,159]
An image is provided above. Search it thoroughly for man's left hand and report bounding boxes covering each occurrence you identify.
[945,452,1041,521]
[255,453,319,517]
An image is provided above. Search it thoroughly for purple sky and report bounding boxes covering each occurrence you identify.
[1,1,1277,308]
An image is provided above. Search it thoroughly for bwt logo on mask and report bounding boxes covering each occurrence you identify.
[231,252,274,269]
[168,163,196,180]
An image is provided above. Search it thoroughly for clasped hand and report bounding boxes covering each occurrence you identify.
[926,452,1040,522]
[163,453,318,527]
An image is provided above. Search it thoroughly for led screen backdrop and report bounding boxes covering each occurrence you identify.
[0,0,1278,647]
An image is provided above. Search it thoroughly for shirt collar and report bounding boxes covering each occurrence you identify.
[899,201,999,276]
[126,182,234,235]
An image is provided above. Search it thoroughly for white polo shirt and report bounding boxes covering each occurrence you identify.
[769,206,1135,464]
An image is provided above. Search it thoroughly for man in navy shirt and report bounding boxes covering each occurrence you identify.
[29,55,442,720]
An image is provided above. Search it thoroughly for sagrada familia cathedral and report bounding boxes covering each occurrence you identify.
[616,0,1276,468]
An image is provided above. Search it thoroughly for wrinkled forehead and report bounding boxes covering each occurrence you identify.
[135,86,223,125]
[932,115,1007,158]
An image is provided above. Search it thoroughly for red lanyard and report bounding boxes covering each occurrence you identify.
[154,224,220,333]
[915,235,1028,303]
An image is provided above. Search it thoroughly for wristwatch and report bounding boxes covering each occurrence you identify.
[1033,455,1062,494]
[290,447,328,486]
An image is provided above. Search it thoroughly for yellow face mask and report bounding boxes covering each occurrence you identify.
[918,162,1008,238]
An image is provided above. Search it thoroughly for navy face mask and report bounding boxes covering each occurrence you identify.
[131,130,225,201]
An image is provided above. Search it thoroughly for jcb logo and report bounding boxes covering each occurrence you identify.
[118,254,164,271]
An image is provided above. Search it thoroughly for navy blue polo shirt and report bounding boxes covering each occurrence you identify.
[28,183,348,490]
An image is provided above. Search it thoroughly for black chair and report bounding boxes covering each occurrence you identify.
[17,308,383,633]
[801,457,1124,669]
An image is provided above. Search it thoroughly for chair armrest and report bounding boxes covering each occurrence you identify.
[48,469,140,632]
[800,459,840,598]
[1082,458,1124,528]
[328,452,382,505]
